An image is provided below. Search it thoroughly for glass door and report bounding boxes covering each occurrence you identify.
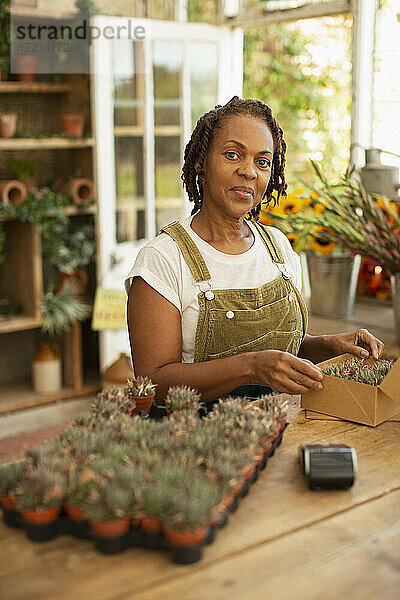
[92,16,243,368]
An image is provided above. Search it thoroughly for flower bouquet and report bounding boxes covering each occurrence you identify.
[261,161,400,319]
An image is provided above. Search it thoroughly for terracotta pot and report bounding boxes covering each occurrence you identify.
[131,394,154,415]
[0,113,17,138]
[0,180,27,205]
[0,495,17,510]
[22,505,60,525]
[164,526,207,547]
[16,56,36,82]
[60,113,85,137]
[140,516,162,532]
[65,503,86,522]
[56,269,89,296]
[53,176,95,206]
[90,516,130,538]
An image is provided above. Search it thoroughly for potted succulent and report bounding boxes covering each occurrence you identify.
[0,460,26,526]
[40,286,91,336]
[163,475,222,564]
[165,385,202,417]
[124,376,157,415]
[15,468,66,541]
[60,113,85,137]
[84,464,138,553]
[7,159,37,194]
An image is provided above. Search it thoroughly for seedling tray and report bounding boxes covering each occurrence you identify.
[1,424,288,564]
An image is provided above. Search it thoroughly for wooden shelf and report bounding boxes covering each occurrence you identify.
[114,125,182,137]
[0,205,97,223]
[0,380,101,415]
[0,82,71,94]
[0,138,95,150]
[0,315,42,334]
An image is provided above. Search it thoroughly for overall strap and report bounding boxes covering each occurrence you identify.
[251,220,285,264]
[161,221,211,283]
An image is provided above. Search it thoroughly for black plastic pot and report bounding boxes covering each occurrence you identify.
[171,544,204,565]
[68,518,91,539]
[24,518,60,542]
[93,532,129,554]
[128,524,145,547]
[2,507,22,528]
[143,529,165,550]
[204,526,215,545]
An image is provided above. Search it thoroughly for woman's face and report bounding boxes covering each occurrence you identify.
[201,114,274,219]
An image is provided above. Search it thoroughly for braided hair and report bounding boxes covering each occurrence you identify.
[181,96,287,220]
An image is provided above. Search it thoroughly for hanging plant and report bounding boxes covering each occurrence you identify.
[40,286,90,336]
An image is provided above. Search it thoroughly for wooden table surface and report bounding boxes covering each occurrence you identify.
[1,399,399,600]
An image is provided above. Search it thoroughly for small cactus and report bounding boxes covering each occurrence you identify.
[165,385,202,413]
[15,468,66,511]
[125,376,157,398]
[322,357,393,386]
[0,461,27,497]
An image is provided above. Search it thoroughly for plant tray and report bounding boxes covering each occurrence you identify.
[0,424,288,565]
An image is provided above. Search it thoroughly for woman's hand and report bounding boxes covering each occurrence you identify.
[325,329,385,361]
[251,350,324,395]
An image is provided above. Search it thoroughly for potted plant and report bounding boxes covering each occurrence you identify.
[83,463,138,553]
[163,475,222,564]
[124,376,157,415]
[7,159,37,193]
[0,112,17,138]
[40,286,91,336]
[0,460,26,526]
[15,468,66,541]
[60,113,85,137]
[53,224,95,295]
[165,385,202,416]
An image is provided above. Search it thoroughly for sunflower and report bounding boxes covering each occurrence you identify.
[286,232,299,248]
[310,226,337,255]
[313,202,326,215]
[278,188,304,215]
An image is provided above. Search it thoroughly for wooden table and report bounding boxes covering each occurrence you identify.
[1,399,399,600]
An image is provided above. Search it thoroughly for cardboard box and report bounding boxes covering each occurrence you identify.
[301,353,400,427]
[304,410,400,422]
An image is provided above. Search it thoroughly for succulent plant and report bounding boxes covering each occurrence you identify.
[125,376,157,398]
[163,475,222,531]
[84,483,134,522]
[322,358,394,386]
[15,468,66,511]
[165,385,202,413]
[0,461,27,497]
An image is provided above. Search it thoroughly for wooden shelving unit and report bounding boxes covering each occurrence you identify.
[0,82,71,93]
[0,137,95,150]
[0,72,101,411]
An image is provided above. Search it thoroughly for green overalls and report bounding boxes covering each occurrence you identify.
[161,220,308,370]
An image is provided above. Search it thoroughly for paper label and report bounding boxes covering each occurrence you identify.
[91,287,127,331]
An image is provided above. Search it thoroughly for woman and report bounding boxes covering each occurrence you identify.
[126,97,384,405]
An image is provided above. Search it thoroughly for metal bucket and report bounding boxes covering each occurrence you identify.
[390,273,400,344]
[306,253,361,317]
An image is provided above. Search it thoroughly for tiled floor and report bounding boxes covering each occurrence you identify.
[0,422,67,463]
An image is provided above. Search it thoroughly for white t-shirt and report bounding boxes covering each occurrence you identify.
[125,216,302,363]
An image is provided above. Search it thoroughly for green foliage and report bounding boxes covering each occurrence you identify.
[40,286,90,336]
[7,159,37,180]
[243,22,351,186]
[0,461,27,496]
